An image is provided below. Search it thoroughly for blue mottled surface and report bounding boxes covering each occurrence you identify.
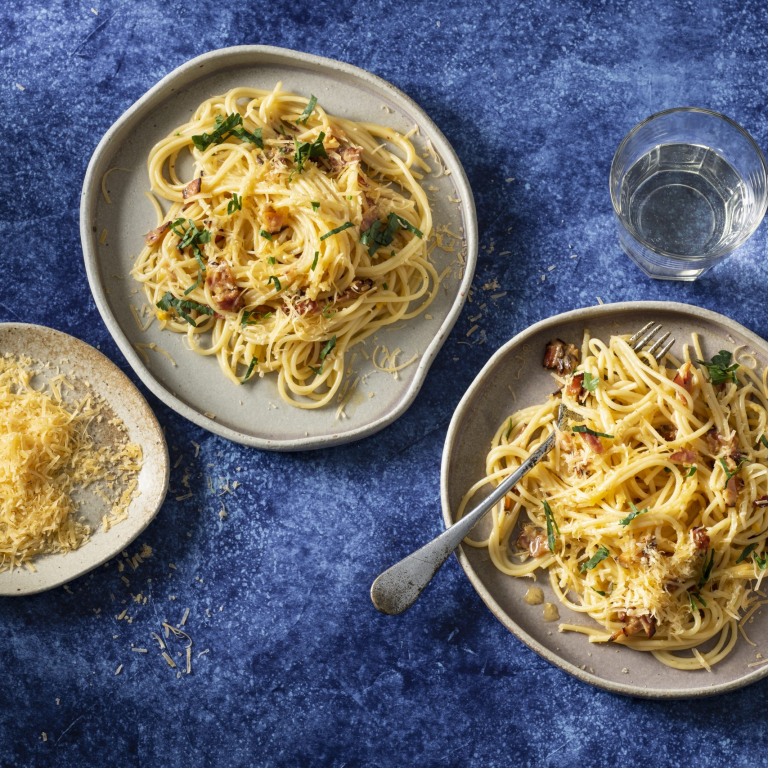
[3,0,768,765]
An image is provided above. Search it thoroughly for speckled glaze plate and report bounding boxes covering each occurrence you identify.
[80,45,477,451]
[442,301,768,698]
[0,324,169,596]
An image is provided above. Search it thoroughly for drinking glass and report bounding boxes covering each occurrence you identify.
[610,107,768,280]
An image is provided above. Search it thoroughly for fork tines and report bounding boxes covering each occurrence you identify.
[629,321,675,362]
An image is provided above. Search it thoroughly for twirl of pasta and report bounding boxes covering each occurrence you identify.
[131,83,440,408]
[457,332,768,670]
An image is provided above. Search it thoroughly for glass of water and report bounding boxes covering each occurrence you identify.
[610,107,768,280]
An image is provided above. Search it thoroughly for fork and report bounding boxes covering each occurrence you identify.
[369,322,676,616]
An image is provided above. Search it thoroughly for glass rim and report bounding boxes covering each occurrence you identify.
[609,107,768,262]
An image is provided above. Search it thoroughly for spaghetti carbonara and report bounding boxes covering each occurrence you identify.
[458,332,768,670]
[131,84,440,408]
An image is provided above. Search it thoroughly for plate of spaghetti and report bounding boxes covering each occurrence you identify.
[81,46,476,450]
[442,302,768,697]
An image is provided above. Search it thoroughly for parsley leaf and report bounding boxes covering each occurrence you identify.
[543,500,560,553]
[311,251,319,270]
[183,270,202,296]
[267,276,281,292]
[156,291,213,327]
[696,350,739,386]
[227,193,243,215]
[572,425,614,439]
[242,356,258,382]
[719,456,748,489]
[686,466,697,477]
[309,335,337,375]
[592,587,606,596]
[170,218,211,271]
[241,310,272,327]
[698,548,715,588]
[618,502,648,526]
[293,131,328,175]
[736,543,758,564]
[504,417,513,440]
[320,222,354,241]
[297,95,318,125]
[321,301,335,319]
[191,113,263,151]
[268,257,276,265]
[359,213,423,257]
[580,545,609,573]
[311,202,320,212]
[260,230,273,241]
[582,372,599,392]
[760,435,768,451]
[756,552,768,570]
[690,593,707,612]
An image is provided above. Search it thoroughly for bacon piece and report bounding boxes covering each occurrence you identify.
[357,173,370,188]
[610,611,657,641]
[725,433,742,472]
[583,432,604,454]
[182,177,202,199]
[328,146,363,172]
[673,362,694,403]
[337,279,374,303]
[706,427,727,454]
[291,298,318,316]
[143,221,170,247]
[542,339,579,375]
[360,199,379,232]
[516,525,549,558]
[263,208,284,234]
[754,495,768,508]
[691,527,710,550]
[670,448,697,464]
[657,424,677,442]
[725,475,743,507]
[205,260,243,313]
[566,372,587,403]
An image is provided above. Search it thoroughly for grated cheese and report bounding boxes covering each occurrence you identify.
[0,356,142,571]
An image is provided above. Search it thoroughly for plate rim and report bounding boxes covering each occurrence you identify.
[80,44,478,451]
[0,322,170,596]
[440,300,768,699]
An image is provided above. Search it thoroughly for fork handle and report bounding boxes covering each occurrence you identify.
[370,431,556,615]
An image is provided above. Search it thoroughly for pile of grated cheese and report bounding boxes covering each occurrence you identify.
[0,355,142,572]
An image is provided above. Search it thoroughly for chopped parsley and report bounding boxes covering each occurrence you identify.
[592,587,606,597]
[572,425,614,439]
[736,543,758,564]
[267,276,281,292]
[297,95,318,125]
[698,548,715,588]
[309,335,336,375]
[320,222,354,241]
[183,270,202,296]
[696,350,739,386]
[321,301,336,319]
[719,456,748,489]
[618,502,648,526]
[156,291,213,327]
[311,202,320,212]
[242,356,258,382]
[580,545,609,573]
[382,283,388,290]
[241,309,272,327]
[260,230,273,241]
[192,113,263,152]
[227,193,243,215]
[543,500,560,553]
[504,417,513,439]
[293,131,328,175]
[170,218,211,271]
[689,593,707,612]
[268,256,276,265]
[311,251,319,270]
[686,466,697,477]
[359,213,423,257]
[756,552,768,570]
[760,435,768,450]
[582,372,599,392]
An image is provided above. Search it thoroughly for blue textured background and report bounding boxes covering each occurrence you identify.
[3,0,768,765]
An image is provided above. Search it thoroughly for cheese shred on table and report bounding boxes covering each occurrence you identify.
[0,356,142,571]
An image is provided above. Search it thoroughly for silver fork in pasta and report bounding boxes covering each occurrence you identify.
[629,321,676,361]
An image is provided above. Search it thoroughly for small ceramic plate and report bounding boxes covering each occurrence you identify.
[442,301,768,698]
[0,324,168,595]
[80,46,477,451]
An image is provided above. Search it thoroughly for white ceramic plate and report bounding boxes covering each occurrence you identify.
[80,46,477,451]
[442,301,768,698]
[0,324,168,595]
